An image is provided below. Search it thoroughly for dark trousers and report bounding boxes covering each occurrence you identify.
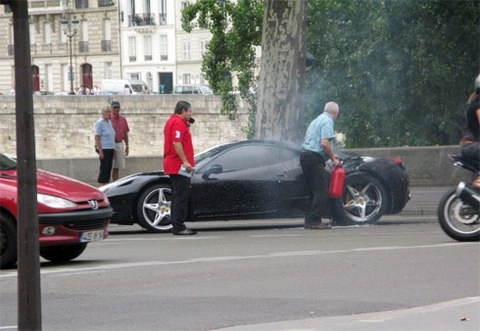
[170,174,191,231]
[300,151,333,224]
[98,149,114,184]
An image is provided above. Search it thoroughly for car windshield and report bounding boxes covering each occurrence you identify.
[0,153,17,170]
[131,84,144,93]
[198,85,213,95]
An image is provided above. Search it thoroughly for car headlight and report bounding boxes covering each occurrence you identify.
[103,193,110,205]
[37,194,77,208]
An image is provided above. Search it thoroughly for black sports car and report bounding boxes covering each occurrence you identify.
[100,140,410,232]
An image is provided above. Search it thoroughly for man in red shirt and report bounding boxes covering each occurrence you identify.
[110,101,130,181]
[163,101,196,235]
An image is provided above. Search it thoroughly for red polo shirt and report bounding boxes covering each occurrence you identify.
[163,114,194,174]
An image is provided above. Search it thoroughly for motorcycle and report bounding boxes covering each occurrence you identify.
[437,154,480,241]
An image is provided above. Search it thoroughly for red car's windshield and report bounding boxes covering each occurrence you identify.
[0,153,17,170]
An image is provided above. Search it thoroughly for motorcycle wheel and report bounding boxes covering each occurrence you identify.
[437,187,480,241]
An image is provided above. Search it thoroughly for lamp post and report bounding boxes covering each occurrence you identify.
[61,15,79,95]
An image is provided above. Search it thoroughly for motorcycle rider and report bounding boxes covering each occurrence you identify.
[460,74,480,189]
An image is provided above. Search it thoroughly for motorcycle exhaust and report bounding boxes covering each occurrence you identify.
[455,182,480,210]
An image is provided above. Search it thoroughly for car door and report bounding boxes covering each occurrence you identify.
[190,144,286,219]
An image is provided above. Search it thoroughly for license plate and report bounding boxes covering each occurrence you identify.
[80,230,104,242]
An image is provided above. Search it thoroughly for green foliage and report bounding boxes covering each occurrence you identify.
[181,0,263,127]
[183,0,479,147]
[306,0,480,148]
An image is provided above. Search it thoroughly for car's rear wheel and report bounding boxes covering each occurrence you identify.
[40,243,87,263]
[334,173,387,225]
[137,184,173,233]
[0,214,17,269]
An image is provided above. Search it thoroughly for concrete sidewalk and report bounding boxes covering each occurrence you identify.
[217,297,480,331]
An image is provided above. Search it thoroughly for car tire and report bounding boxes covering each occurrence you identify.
[0,214,17,269]
[334,173,387,225]
[40,243,87,263]
[137,184,173,233]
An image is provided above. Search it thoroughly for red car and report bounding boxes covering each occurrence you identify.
[0,153,112,269]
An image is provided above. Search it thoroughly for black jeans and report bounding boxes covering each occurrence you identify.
[170,174,192,232]
[97,149,114,184]
[300,151,333,224]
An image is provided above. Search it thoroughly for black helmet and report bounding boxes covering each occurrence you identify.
[475,74,480,93]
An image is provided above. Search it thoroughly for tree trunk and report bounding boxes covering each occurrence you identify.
[254,0,307,143]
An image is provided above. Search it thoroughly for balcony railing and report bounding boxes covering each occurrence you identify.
[76,0,89,9]
[98,0,114,7]
[159,14,167,25]
[128,13,156,27]
[101,40,111,52]
[79,41,89,53]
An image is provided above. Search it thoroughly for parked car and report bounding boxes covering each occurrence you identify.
[0,153,112,269]
[99,140,410,233]
[174,85,214,95]
[33,91,55,96]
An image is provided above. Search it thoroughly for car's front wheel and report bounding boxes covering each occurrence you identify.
[334,173,387,225]
[136,184,173,233]
[40,243,87,263]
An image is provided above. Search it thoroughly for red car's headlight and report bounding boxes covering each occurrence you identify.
[37,193,77,209]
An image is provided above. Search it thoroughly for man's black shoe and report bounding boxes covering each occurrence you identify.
[172,228,197,235]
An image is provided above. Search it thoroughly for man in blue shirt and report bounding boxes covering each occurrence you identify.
[95,106,116,186]
[300,101,340,229]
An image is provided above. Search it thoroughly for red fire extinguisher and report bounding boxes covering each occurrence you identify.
[329,165,345,198]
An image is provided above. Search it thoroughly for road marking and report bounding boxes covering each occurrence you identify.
[0,242,475,279]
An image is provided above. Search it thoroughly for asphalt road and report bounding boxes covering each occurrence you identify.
[0,186,479,331]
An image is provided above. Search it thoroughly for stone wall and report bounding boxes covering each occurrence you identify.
[1,95,469,187]
[0,95,250,158]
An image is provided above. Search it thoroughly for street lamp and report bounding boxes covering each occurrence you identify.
[61,15,79,95]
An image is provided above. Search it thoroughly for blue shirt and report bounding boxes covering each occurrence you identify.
[302,112,335,161]
[95,118,115,149]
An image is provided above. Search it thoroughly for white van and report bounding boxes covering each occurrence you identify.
[100,79,148,95]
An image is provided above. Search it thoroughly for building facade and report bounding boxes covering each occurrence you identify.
[0,0,213,95]
[0,0,122,94]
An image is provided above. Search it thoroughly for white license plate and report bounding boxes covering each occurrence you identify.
[80,230,104,242]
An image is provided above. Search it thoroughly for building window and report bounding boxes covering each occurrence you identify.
[183,41,191,60]
[144,35,152,61]
[29,24,35,45]
[200,40,208,57]
[182,73,191,85]
[128,36,136,62]
[44,22,51,44]
[129,73,140,80]
[79,21,89,52]
[160,35,168,61]
[102,19,111,51]
[105,62,113,79]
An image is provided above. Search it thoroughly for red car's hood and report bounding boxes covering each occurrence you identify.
[2,169,105,203]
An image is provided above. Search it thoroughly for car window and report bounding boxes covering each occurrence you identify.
[212,145,281,172]
[0,153,17,170]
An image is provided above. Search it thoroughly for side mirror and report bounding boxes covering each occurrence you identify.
[202,164,223,180]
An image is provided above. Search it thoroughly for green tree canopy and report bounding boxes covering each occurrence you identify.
[182,0,480,147]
